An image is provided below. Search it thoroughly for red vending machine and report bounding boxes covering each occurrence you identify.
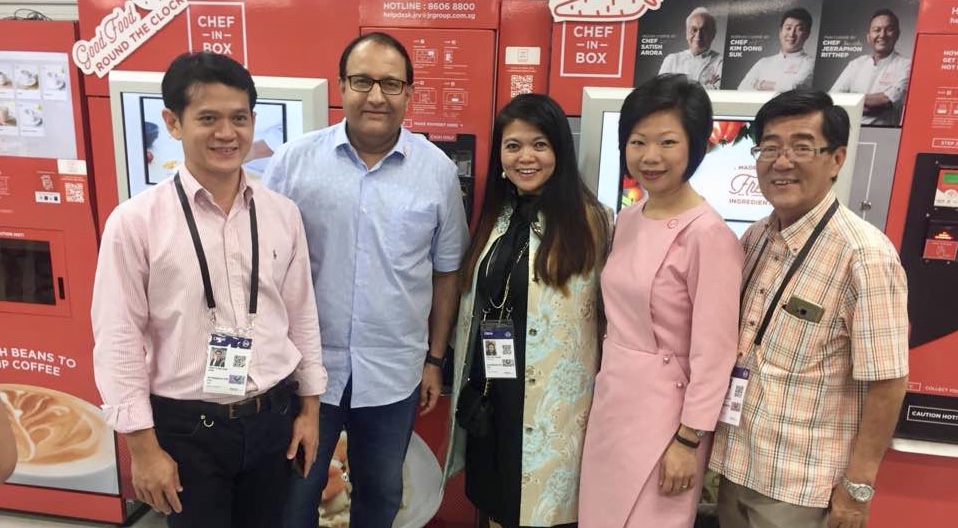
[77,0,361,227]
[360,2,500,227]
[874,0,958,526]
[0,20,129,524]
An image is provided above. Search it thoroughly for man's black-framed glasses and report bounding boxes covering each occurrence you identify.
[750,145,832,162]
[346,75,407,95]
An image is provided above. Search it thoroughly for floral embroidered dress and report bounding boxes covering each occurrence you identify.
[443,197,606,527]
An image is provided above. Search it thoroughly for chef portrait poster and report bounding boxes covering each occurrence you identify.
[719,0,823,91]
[633,0,730,90]
[813,0,919,127]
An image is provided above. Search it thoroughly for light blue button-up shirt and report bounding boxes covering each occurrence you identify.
[263,121,469,407]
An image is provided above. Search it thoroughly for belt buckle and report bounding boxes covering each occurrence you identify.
[227,395,262,420]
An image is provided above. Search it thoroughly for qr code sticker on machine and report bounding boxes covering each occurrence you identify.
[65,182,85,203]
[510,74,533,98]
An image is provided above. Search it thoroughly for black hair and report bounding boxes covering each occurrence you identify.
[462,93,609,292]
[618,73,713,182]
[161,52,256,116]
[338,32,414,84]
[780,7,813,32]
[869,8,900,33]
[752,89,850,152]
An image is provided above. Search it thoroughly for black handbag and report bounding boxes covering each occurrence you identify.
[455,380,493,437]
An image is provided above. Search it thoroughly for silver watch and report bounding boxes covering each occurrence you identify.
[842,477,875,502]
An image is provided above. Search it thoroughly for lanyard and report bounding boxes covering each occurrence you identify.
[174,173,259,323]
[743,199,839,346]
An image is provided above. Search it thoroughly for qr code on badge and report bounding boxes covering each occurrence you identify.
[65,182,85,203]
[510,74,534,98]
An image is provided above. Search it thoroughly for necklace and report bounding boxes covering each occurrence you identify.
[487,240,529,312]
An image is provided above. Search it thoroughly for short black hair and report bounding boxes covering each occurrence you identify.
[161,52,256,116]
[753,89,850,150]
[338,32,414,84]
[780,7,813,32]
[869,8,900,33]
[618,73,713,181]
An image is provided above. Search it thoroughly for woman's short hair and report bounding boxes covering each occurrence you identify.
[618,74,713,181]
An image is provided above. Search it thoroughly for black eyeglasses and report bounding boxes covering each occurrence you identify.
[346,75,407,95]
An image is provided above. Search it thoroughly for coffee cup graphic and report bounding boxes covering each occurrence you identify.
[15,69,38,89]
[0,384,118,494]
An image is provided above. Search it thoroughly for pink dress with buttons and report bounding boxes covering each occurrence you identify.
[579,199,743,527]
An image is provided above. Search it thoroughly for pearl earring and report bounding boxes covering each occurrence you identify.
[501,171,507,179]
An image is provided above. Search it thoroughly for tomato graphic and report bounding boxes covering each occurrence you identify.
[709,120,745,146]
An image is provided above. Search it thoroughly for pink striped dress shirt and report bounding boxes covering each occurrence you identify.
[92,168,326,434]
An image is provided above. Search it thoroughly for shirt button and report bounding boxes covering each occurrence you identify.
[663,356,670,363]
[676,382,685,388]
[759,288,767,295]
[748,321,756,327]
[529,328,538,336]
[361,207,367,213]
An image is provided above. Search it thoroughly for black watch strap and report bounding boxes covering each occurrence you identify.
[673,432,701,449]
[424,355,445,368]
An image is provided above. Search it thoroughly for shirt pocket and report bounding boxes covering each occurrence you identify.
[265,240,295,285]
[387,209,436,266]
[762,309,833,373]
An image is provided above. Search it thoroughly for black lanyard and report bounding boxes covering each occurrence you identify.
[174,173,259,317]
[743,199,839,346]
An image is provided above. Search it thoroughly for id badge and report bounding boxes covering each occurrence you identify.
[203,331,252,396]
[480,320,518,379]
[718,366,750,426]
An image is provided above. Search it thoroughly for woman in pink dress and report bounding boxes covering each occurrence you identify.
[579,74,744,527]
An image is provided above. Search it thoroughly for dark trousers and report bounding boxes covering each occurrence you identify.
[151,391,297,528]
[282,378,419,528]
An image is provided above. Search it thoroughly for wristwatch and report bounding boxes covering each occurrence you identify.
[424,355,445,368]
[842,477,875,502]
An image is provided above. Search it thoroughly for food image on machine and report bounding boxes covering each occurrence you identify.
[318,431,440,528]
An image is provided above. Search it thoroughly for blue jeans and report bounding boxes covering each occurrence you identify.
[282,378,419,528]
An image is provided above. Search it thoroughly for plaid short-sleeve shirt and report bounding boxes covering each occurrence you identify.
[709,193,909,508]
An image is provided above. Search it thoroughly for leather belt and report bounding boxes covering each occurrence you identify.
[151,377,299,421]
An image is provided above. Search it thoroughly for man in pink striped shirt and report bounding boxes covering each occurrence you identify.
[91,52,326,528]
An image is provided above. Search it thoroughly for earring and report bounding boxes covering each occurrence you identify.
[501,171,507,179]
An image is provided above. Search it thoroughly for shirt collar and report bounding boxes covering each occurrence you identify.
[177,165,253,207]
[872,50,900,65]
[334,119,410,163]
[781,49,806,59]
[767,191,837,248]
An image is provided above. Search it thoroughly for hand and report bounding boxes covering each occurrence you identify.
[828,484,870,528]
[658,439,698,495]
[287,396,320,479]
[129,436,183,515]
[419,364,442,416]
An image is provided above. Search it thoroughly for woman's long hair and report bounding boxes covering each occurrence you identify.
[461,93,609,293]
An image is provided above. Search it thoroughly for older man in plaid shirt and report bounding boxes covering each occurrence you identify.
[710,89,909,528]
